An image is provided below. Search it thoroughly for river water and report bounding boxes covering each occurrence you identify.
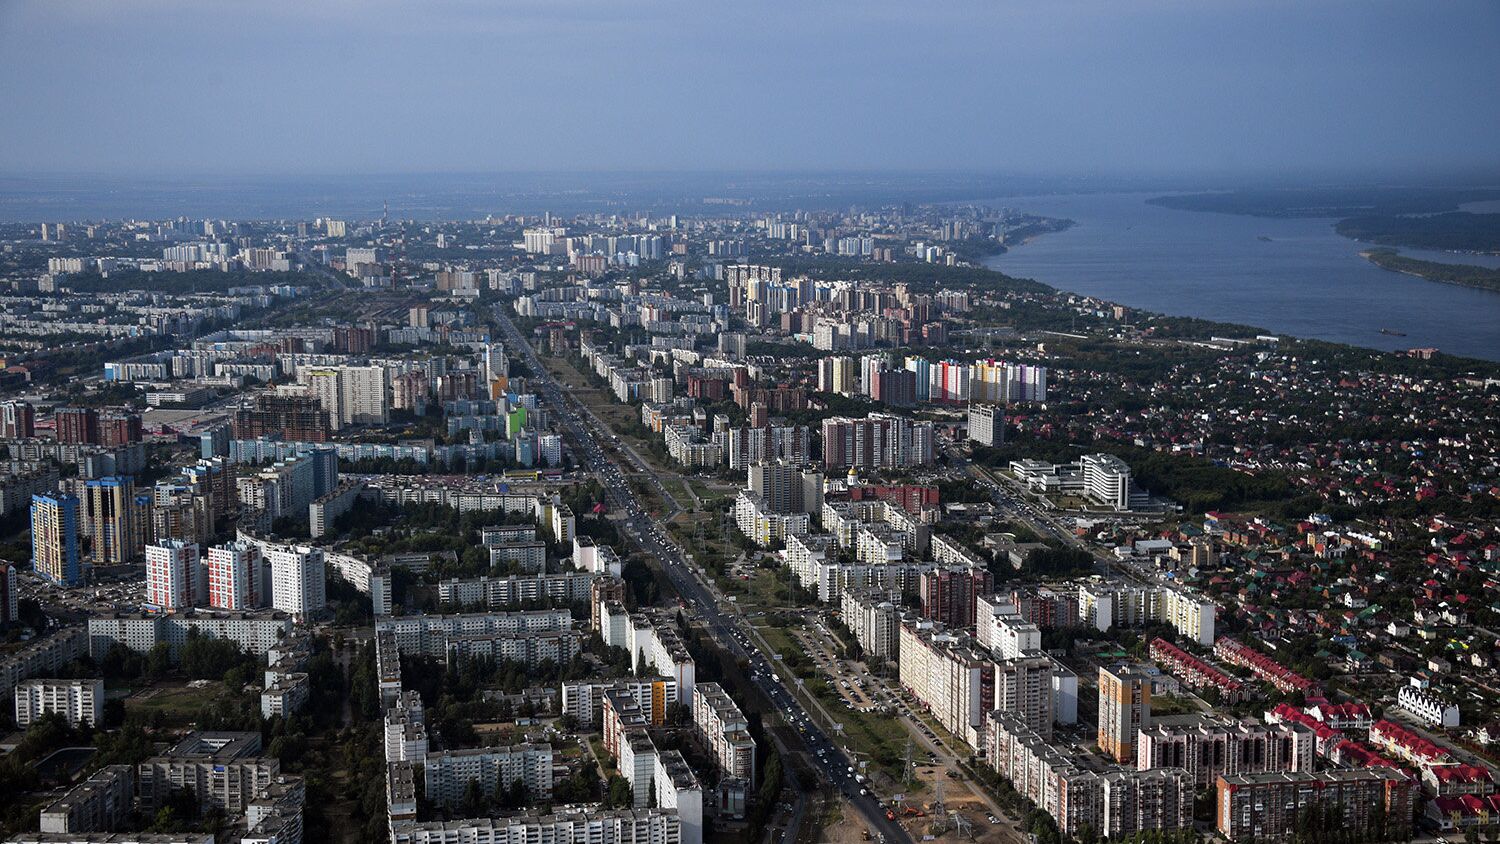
[982,193,1500,362]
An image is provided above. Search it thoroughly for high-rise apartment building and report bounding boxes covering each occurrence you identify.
[920,566,994,629]
[233,394,331,442]
[746,461,823,515]
[967,404,1004,447]
[145,539,204,610]
[692,682,757,787]
[302,366,389,428]
[31,492,82,586]
[98,411,143,447]
[0,561,19,624]
[820,413,934,471]
[1,401,35,439]
[268,546,325,617]
[1099,664,1153,763]
[54,407,99,445]
[207,541,266,610]
[83,477,145,565]
[341,365,390,426]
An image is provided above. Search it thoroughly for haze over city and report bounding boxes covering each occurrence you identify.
[2,0,1498,177]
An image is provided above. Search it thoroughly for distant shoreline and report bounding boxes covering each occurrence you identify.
[1359,248,1500,294]
[1001,217,1076,250]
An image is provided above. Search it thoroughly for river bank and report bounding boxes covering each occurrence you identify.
[1359,249,1500,293]
[982,192,1500,361]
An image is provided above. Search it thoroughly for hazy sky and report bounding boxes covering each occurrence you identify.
[1,0,1497,177]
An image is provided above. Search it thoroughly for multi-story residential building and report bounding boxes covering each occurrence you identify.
[561,678,678,729]
[267,545,325,617]
[309,481,364,538]
[992,655,1056,740]
[233,394,331,443]
[746,461,824,515]
[987,711,1191,839]
[82,476,146,565]
[0,628,88,691]
[37,765,133,834]
[0,467,59,518]
[137,732,278,815]
[549,503,575,545]
[375,610,580,669]
[538,433,563,467]
[969,360,1047,403]
[1079,582,1216,646]
[820,413,934,471]
[975,598,1044,660]
[98,410,143,447]
[437,571,602,609]
[0,400,36,439]
[261,672,310,720]
[919,566,993,629]
[15,678,104,728]
[574,536,623,577]
[1099,664,1153,763]
[208,541,265,610]
[486,540,548,573]
[899,618,1051,748]
[692,682,757,787]
[733,490,809,547]
[664,424,723,468]
[388,807,684,844]
[841,588,903,663]
[86,611,293,659]
[421,744,554,808]
[236,456,319,531]
[1137,717,1315,786]
[0,561,16,625]
[1215,769,1413,842]
[54,407,100,445]
[31,492,82,586]
[145,539,204,610]
[967,403,1004,447]
[598,611,697,706]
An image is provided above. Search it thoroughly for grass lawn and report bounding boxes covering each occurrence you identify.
[124,682,226,728]
[751,619,906,778]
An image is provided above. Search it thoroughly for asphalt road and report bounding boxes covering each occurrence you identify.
[496,310,912,844]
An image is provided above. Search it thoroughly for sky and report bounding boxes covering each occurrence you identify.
[1,0,1497,179]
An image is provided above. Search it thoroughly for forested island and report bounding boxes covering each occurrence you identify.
[1151,187,1500,253]
[1361,248,1500,293]
[1148,186,1500,218]
[1336,212,1500,253]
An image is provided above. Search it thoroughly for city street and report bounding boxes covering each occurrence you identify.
[498,309,913,844]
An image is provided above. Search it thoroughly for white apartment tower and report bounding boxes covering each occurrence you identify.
[268,546,326,617]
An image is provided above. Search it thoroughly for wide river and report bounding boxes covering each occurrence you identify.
[983,193,1500,362]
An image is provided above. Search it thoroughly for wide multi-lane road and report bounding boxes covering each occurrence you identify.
[496,311,911,844]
